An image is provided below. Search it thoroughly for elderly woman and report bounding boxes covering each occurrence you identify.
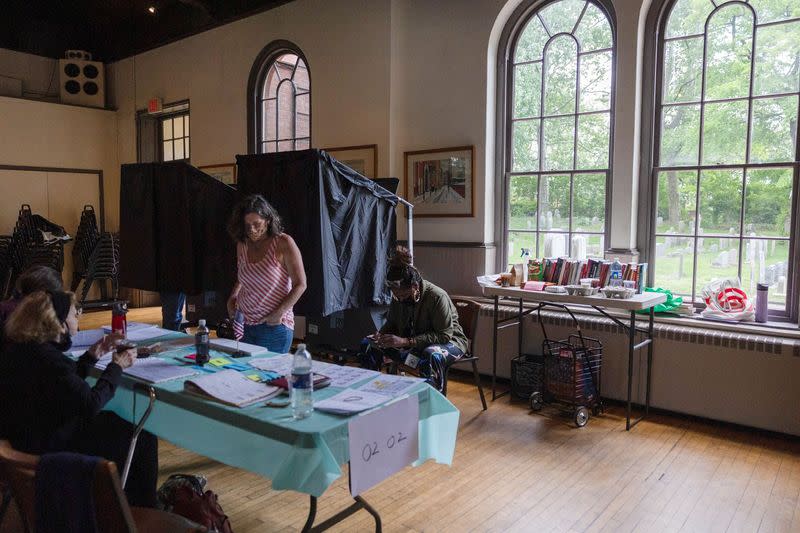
[361,246,468,390]
[226,194,307,353]
[0,291,158,508]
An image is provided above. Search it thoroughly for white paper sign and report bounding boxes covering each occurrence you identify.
[348,395,419,496]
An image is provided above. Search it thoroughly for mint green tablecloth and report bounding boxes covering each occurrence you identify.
[94,335,460,497]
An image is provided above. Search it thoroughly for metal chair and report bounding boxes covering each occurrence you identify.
[445,297,488,410]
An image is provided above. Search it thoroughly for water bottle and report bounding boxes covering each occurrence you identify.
[195,319,210,366]
[291,344,314,420]
[755,283,768,323]
[111,301,128,337]
[609,257,623,287]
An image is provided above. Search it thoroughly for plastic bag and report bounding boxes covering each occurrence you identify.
[635,287,682,314]
[699,278,754,322]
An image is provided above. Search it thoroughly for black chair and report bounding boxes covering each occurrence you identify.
[444,297,487,410]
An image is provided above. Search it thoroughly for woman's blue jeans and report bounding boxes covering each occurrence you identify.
[241,323,293,353]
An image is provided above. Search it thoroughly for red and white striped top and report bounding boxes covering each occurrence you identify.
[236,237,294,329]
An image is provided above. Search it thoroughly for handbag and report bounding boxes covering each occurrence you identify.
[157,474,233,533]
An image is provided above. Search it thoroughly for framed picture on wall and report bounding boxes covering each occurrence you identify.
[198,163,236,185]
[323,144,377,178]
[404,145,474,218]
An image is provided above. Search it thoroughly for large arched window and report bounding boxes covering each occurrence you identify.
[502,0,615,266]
[247,40,310,154]
[651,0,799,315]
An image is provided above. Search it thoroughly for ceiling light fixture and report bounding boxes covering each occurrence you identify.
[147,6,156,14]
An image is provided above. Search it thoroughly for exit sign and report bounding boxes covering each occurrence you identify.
[148,97,163,113]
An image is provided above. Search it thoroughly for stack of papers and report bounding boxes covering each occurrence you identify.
[184,369,281,407]
[314,389,388,415]
[311,361,378,388]
[249,354,294,375]
[124,358,199,383]
[250,355,379,388]
[357,374,422,398]
[102,322,156,334]
[92,354,198,383]
[71,328,106,348]
[126,327,176,342]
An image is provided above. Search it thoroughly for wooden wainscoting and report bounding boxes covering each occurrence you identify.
[405,241,495,297]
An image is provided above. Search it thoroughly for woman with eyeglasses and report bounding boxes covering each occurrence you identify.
[226,194,307,353]
[360,246,468,390]
[0,291,159,508]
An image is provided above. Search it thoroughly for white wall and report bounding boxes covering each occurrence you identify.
[108,0,392,178]
[0,95,118,228]
[389,0,507,242]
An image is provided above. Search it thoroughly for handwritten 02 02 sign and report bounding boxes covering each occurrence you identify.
[348,395,420,496]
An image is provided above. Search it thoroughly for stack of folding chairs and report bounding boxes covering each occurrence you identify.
[3,205,68,299]
[71,206,101,292]
[79,231,120,305]
[0,235,11,299]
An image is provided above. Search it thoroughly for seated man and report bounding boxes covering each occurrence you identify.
[359,246,468,390]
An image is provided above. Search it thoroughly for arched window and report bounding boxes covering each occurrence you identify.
[247,40,310,153]
[650,0,799,315]
[501,0,615,266]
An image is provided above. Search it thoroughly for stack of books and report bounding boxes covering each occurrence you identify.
[531,258,648,292]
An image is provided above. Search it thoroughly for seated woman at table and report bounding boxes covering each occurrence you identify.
[0,291,159,508]
[226,194,307,353]
[0,265,63,345]
[359,246,469,390]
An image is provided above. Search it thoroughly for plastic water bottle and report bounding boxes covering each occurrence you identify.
[111,301,128,337]
[195,319,210,366]
[291,344,314,420]
[609,258,623,287]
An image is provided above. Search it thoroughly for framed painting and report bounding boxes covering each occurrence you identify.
[323,144,377,178]
[198,163,236,185]
[404,145,474,217]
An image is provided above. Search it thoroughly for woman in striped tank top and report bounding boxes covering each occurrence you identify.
[226,195,307,353]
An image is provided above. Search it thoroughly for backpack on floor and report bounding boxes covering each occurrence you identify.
[157,474,233,533]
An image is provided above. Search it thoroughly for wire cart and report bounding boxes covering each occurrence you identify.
[529,303,603,427]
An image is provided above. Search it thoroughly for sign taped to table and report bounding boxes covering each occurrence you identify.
[348,395,420,496]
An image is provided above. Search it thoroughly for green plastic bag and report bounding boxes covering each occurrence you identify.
[635,287,682,314]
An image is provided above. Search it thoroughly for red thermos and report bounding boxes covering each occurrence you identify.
[111,302,128,337]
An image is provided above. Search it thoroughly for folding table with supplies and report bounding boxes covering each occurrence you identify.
[85,331,459,531]
[482,286,666,430]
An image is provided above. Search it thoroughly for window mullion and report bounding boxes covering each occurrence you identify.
[537,27,547,259]
[737,170,746,283]
[691,170,701,303]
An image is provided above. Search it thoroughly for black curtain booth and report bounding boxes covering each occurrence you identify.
[118,162,237,299]
[236,149,397,318]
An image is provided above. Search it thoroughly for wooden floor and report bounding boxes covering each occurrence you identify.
[5,307,799,532]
